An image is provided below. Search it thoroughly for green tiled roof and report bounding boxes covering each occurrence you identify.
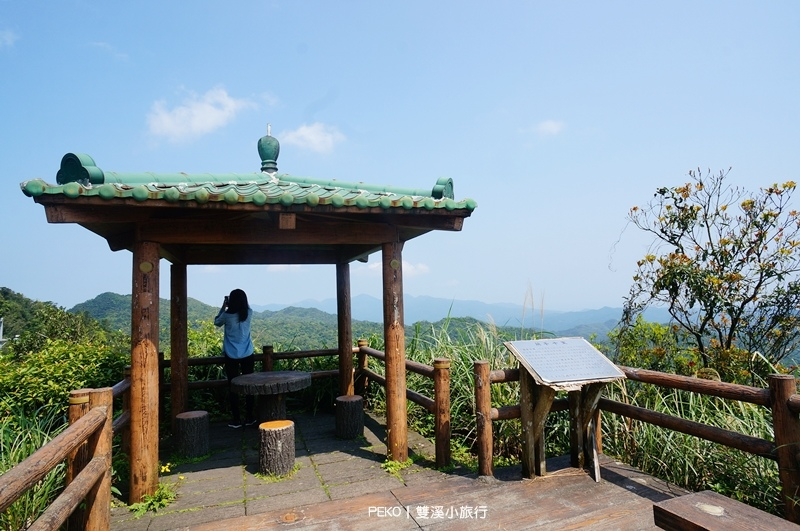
[21,147,477,212]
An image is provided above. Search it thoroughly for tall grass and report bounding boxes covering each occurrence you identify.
[601,380,781,513]
[0,406,67,531]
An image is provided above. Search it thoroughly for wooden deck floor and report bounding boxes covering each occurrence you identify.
[191,455,687,530]
[111,410,689,530]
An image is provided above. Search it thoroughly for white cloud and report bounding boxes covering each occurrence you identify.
[147,87,254,142]
[90,41,128,61]
[535,120,566,136]
[281,122,345,154]
[0,30,19,49]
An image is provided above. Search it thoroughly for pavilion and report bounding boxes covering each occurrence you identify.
[20,131,476,502]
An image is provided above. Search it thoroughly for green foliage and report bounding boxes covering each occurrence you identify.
[0,304,129,419]
[608,315,695,374]
[128,481,178,517]
[625,169,800,372]
[0,287,46,340]
[0,405,67,531]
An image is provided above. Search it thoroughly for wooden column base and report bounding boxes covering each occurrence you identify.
[175,411,209,458]
[259,420,295,476]
[335,395,364,439]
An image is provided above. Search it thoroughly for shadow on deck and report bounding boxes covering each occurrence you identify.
[111,409,687,530]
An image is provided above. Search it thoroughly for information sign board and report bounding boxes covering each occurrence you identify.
[504,337,625,390]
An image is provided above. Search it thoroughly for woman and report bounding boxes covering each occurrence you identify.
[214,288,256,428]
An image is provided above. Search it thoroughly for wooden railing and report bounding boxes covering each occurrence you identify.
[0,374,132,531]
[355,340,452,468]
[473,360,800,523]
[157,344,451,470]
[157,346,341,395]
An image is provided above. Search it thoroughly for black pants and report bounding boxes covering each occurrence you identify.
[224,353,255,423]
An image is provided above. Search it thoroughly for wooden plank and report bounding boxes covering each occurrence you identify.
[653,490,799,530]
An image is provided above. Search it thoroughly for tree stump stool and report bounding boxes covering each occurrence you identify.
[335,395,364,439]
[175,410,209,458]
[259,420,295,476]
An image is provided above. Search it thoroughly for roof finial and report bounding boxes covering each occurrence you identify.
[258,125,280,173]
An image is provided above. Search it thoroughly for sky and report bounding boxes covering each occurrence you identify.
[2,1,799,313]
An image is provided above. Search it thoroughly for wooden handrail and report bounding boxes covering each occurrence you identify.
[0,407,107,513]
[618,365,772,406]
[28,456,107,531]
[0,387,113,531]
[598,397,776,458]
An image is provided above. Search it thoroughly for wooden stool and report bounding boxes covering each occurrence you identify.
[335,395,364,439]
[259,420,295,476]
[175,410,209,458]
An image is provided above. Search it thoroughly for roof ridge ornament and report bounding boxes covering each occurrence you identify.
[258,124,280,174]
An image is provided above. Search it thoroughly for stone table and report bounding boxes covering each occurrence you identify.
[231,371,311,422]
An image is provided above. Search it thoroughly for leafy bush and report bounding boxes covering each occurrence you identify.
[0,337,128,419]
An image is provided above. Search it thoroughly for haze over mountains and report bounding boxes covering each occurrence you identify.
[251,294,671,337]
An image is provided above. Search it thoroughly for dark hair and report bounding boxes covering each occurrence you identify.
[226,289,249,322]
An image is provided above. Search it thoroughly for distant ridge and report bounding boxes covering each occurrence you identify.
[251,294,672,336]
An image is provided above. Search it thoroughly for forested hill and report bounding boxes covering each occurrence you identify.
[69,292,387,349]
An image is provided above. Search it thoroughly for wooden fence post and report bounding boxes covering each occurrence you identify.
[474,360,493,477]
[85,387,113,531]
[770,374,800,523]
[355,339,369,397]
[67,389,91,530]
[263,345,274,372]
[433,358,451,468]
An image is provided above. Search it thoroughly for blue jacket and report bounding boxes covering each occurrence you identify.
[214,307,254,359]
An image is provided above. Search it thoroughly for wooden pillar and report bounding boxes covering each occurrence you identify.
[382,240,408,462]
[170,263,189,434]
[336,262,354,396]
[770,374,800,523]
[130,240,160,502]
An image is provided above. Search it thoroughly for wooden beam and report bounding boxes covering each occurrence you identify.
[336,262,354,396]
[382,240,408,462]
[138,219,398,245]
[175,246,380,265]
[129,240,160,502]
[170,264,189,434]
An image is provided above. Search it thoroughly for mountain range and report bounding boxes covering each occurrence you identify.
[69,292,671,340]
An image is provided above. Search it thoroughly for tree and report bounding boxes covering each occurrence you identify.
[623,169,800,369]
